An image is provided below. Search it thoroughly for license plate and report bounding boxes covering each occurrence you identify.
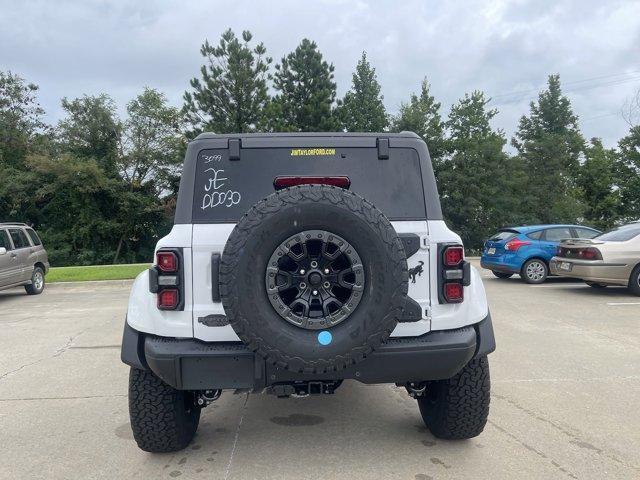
[559,262,572,272]
[487,248,496,255]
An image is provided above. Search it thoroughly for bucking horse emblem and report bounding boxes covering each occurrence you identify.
[408,261,424,284]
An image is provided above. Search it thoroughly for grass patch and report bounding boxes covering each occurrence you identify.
[47,263,151,283]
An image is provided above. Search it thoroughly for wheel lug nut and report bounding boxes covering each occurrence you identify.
[324,268,329,274]
[312,290,318,296]
[299,269,306,274]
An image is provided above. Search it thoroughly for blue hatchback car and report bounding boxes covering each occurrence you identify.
[480,225,601,283]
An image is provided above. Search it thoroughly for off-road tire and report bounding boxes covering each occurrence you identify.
[492,271,512,279]
[128,368,200,453]
[628,265,640,296]
[521,259,548,284]
[219,184,408,374]
[418,356,490,440]
[24,266,45,295]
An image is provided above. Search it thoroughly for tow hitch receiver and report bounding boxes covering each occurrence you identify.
[268,381,343,398]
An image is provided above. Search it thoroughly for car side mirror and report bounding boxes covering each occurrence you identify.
[0,247,6,255]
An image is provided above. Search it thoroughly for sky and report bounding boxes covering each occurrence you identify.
[1,0,639,148]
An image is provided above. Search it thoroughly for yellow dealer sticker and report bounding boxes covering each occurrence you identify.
[290,148,336,157]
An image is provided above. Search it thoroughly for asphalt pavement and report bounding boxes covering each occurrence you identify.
[1,263,639,479]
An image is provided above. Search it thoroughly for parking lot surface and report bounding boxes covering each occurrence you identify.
[1,262,639,479]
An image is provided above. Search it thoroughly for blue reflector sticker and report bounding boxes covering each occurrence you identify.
[317,331,332,346]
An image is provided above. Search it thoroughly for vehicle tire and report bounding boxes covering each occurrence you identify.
[586,281,607,289]
[128,368,200,453]
[24,266,45,295]
[628,265,640,296]
[219,184,408,374]
[521,259,548,284]
[492,271,513,279]
[417,356,490,440]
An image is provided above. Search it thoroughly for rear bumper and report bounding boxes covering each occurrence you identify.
[549,257,630,285]
[480,256,520,274]
[122,314,496,390]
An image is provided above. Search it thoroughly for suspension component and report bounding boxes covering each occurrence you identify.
[406,381,428,398]
[195,389,222,407]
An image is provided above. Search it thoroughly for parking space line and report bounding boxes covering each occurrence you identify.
[529,284,587,288]
[606,302,640,306]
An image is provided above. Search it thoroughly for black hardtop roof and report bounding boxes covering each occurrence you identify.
[193,131,421,141]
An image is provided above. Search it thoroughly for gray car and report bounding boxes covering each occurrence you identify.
[0,223,50,295]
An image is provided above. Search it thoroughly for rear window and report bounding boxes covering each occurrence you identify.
[596,224,640,242]
[191,147,427,222]
[543,227,572,242]
[25,228,42,246]
[574,227,599,239]
[488,230,517,241]
[8,228,30,249]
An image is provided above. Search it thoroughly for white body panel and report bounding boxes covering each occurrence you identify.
[126,225,194,338]
[126,220,489,341]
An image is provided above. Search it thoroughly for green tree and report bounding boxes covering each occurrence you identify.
[392,78,446,166]
[0,71,48,168]
[120,87,185,190]
[270,39,338,132]
[512,74,585,223]
[183,29,271,135]
[336,52,387,132]
[57,94,121,176]
[112,87,184,262]
[617,125,640,222]
[577,139,622,230]
[439,91,525,248]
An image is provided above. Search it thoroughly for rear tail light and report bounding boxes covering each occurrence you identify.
[556,246,602,260]
[579,247,602,260]
[443,246,464,266]
[443,282,464,303]
[274,176,351,190]
[505,238,531,251]
[157,289,179,310]
[439,243,468,304]
[157,251,178,272]
[151,249,183,311]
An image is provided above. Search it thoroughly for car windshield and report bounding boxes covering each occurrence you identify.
[595,224,640,242]
[488,230,517,241]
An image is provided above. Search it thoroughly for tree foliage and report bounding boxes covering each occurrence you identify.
[577,139,622,231]
[0,71,48,168]
[183,29,271,135]
[617,125,640,222]
[337,52,387,132]
[392,78,446,165]
[120,87,185,190]
[438,91,525,247]
[270,39,338,132]
[57,94,121,176]
[2,36,639,263]
[512,74,585,223]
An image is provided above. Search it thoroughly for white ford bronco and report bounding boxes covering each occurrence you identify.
[121,132,495,452]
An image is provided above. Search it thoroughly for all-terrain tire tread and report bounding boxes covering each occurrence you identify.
[128,368,200,453]
[219,184,408,374]
[418,356,490,440]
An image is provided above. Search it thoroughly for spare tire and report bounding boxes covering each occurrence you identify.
[219,184,408,373]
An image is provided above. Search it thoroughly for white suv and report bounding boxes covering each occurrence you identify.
[121,132,495,452]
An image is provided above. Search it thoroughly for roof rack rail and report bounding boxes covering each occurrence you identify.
[0,222,27,226]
